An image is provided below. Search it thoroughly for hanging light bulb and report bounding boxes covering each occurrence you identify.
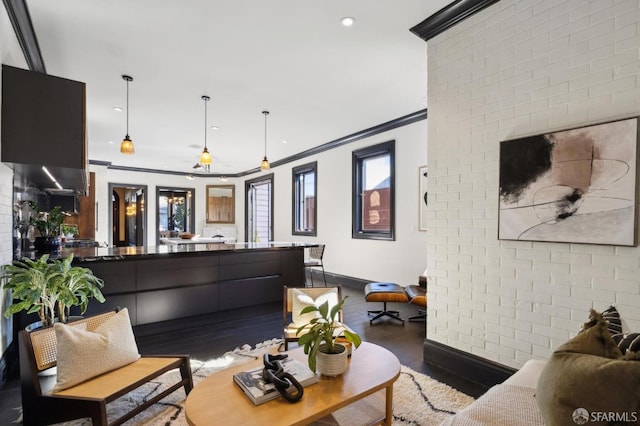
[260,110,270,171]
[199,95,212,172]
[120,75,135,154]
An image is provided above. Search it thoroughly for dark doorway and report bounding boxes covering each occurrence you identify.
[109,183,147,247]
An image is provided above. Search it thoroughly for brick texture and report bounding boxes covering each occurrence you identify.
[426,0,640,368]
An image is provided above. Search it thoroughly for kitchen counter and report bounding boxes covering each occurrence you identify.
[72,242,312,326]
[62,241,314,262]
[160,237,228,245]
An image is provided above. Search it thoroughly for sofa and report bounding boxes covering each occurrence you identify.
[443,306,640,426]
[442,359,546,425]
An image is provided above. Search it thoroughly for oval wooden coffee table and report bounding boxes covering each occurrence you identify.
[185,341,400,426]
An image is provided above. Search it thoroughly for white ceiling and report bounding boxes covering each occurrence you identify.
[26,0,450,176]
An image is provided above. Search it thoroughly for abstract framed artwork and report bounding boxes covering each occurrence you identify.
[419,165,428,231]
[498,117,638,246]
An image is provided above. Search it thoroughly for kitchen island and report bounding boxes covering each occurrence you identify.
[66,242,311,326]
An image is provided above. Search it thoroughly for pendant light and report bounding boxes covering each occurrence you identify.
[260,110,270,171]
[199,95,212,172]
[120,75,135,154]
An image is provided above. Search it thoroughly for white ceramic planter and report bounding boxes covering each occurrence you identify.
[316,343,348,376]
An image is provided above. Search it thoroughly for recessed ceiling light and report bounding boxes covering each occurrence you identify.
[107,140,114,144]
[282,140,288,144]
[112,106,123,112]
[211,125,219,130]
[340,17,355,27]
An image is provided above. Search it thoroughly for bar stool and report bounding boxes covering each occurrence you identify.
[304,244,326,287]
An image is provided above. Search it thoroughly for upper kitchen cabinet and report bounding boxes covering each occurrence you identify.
[1,64,87,195]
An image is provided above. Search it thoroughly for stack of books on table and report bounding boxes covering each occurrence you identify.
[233,358,319,405]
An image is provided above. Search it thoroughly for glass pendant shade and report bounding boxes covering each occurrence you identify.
[260,156,270,171]
[120,135,134,154]
[200,147,212,165]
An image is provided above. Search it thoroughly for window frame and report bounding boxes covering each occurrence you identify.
[352,140,395,241]
[291,161,318,236]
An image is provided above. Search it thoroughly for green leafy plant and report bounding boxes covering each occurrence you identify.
[2,253,105,327]
[296,296,362,373]
[52,254,106,322]
[61,224,78,238]
[2,255,61,327]
[29,203,65,237]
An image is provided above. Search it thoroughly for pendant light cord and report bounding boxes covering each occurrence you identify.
[122,74,133,138]
[263,110,269,156]
[126,78,129,136]
[204,96,208,149]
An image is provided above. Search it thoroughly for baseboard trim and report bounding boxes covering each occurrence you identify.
[423,338,516,388]
[308,270,370,289]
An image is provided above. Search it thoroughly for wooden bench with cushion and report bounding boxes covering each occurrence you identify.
[19,308,193,426]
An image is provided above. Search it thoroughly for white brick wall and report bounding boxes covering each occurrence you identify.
[426,0,640,368]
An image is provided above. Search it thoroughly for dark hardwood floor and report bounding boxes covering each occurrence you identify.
[0,281,488,425]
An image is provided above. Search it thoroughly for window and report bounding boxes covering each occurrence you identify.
[292,162,317,236]
[352,141,395,240]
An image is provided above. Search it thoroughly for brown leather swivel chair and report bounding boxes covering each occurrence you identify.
[406,276,427,322]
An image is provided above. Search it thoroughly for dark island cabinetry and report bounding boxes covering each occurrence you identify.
[79,244,306,325]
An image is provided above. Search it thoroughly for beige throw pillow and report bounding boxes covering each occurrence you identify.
[54,308,141,391]
[292,288,339,328]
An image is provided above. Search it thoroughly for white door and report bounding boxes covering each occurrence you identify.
[246,178,272,242]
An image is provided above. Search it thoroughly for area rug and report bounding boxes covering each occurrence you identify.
[54,338,474,426]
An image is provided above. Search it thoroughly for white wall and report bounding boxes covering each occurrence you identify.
[246,119,429,286]
[1,5,29,358]
[91,165,242,245]
[426,0,640,368]
[95,118,430,286]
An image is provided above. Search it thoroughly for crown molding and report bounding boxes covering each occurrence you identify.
[236,109,427,177]
[3,0,46,72]
[91,109,428,178]
[410,0,500,42]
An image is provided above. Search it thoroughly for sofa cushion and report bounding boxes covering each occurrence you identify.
[442,384,544,426]
[585,305,640,358]
[292,288,339,328]
[599,305,623,337]
[54,308,141,391]
[618,332,640,357]
[536,309,640,426]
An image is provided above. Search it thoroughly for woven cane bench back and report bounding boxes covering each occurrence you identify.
[28,310,118,371]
